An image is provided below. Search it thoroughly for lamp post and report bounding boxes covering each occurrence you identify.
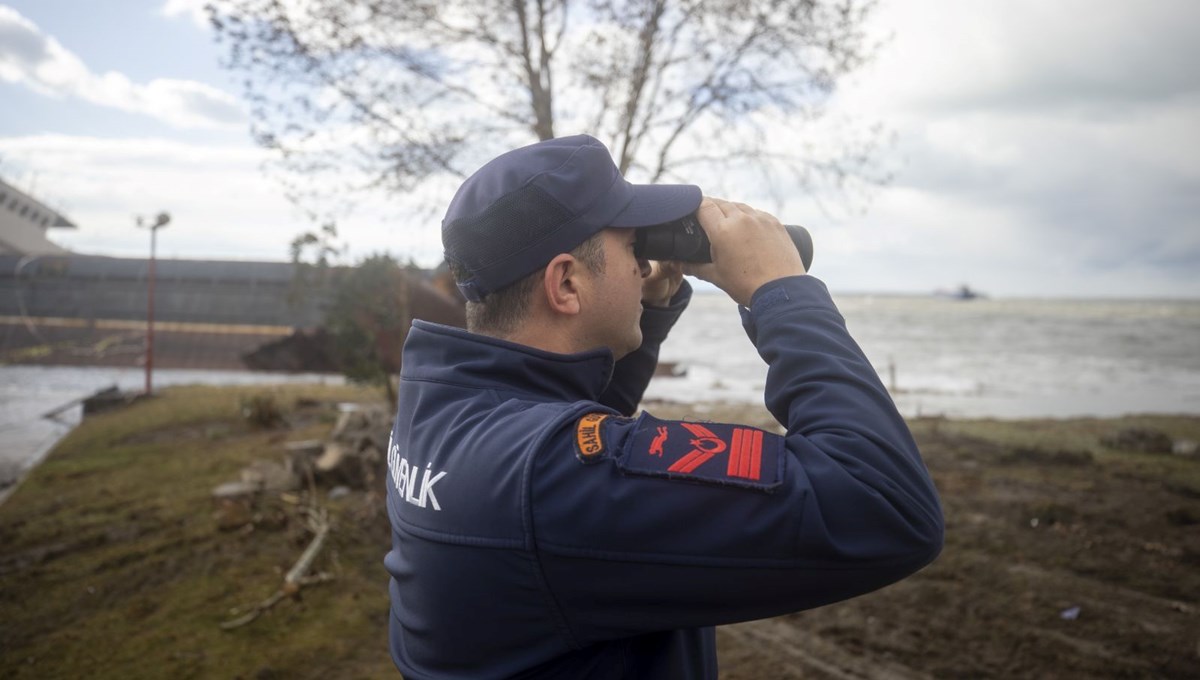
[137,212,171,395]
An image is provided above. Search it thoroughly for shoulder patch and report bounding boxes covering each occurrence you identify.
[574,413,611,463]
[617,414,784,492]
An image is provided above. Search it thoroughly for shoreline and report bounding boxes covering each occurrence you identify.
[0,422,71,508]
[0,365,347,500]
[3,381,1197,509]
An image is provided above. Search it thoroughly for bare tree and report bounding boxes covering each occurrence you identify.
[207,0,883,218]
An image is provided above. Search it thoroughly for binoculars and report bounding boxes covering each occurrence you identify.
[633,214,814,272]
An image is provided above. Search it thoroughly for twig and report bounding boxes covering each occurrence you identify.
[286,506,330,584]
[220,505,333,630]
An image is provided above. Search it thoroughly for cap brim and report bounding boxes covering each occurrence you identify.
[608,183,702,229]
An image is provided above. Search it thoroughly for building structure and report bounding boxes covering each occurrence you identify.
[0,254,330,369]
[0,177,465,372]
[0,177,75,256]
[0,176,338,370]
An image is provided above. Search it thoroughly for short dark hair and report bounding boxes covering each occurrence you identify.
[449,232,607,336]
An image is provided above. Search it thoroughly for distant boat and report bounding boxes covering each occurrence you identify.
[653,361,686,377]
[934,284,986,300]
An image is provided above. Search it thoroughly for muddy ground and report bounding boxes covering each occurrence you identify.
[645,403,1200,679]
[1,388,1197,678]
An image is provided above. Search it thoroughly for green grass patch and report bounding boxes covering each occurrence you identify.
[0,383,396,679]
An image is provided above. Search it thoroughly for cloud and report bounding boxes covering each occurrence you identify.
[785,0,1200,298]
[882,99,1200,286]
[0,134,445,265]
[160,0,210,29]
[3,0,1196,299]
[852,0,1200,115]
[0,7,50,68]
[0,5,243,129]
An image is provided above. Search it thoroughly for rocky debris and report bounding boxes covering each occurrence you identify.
[1001,446,1093,466]
[241,459,300,493]
[211,481,260,531]
[211,455,305,531]
[241,329,339,373]
[1101,427,1174,454]
[80,386,143,416]
[296,407,391,490]
[212,404,392,529]
[283,439,324,470]
[208,400,382,629]
[1172,439,1198,457]
[212,481,260,500]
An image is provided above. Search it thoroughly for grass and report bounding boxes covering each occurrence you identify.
[2,388,1198,678]
[0,383,398,680]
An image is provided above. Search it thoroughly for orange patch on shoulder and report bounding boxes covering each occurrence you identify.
[575,413,610,458]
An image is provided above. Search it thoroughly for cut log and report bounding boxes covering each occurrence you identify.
[240,459,300,493]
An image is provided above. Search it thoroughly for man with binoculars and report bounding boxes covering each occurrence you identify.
[383,134,942,678]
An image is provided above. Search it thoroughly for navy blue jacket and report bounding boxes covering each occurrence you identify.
[384,275,943,678]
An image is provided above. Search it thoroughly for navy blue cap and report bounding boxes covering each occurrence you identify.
[442,135,702,302]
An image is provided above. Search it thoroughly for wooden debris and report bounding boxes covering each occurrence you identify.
[211,481,259,531]
[220,505,334,630]
[239,459,300,493]
[214,403,390,626]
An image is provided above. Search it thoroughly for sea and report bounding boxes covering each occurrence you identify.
[644,292,1200,419]
[2,293,1199,501]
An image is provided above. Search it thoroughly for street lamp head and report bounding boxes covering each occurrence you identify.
[137,212,172,230]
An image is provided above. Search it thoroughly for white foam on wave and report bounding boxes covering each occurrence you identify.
[647,292,1200,419]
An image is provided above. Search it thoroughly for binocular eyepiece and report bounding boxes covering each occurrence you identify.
[633,214,814,272]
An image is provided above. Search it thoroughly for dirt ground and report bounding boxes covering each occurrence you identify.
[1,389,1197,678]
[639,402,1200,679]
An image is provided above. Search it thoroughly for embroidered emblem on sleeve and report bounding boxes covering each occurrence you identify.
[648,426,669,456]
[617,414,783,491]
[574,413,611,463]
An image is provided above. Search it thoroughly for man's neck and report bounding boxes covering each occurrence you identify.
[500,323,583,356]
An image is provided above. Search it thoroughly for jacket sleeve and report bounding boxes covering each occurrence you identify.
[596,280,692,416]
[529,275,943,648]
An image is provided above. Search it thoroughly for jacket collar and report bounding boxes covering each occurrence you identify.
[401,320,615,401]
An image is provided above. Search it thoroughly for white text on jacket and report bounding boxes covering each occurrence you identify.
[388,440,446,511]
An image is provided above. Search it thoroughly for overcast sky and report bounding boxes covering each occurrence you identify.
[1,0,1197,298]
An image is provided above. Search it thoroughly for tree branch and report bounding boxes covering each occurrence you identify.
[220,505,333,631]
[207,0,885,226]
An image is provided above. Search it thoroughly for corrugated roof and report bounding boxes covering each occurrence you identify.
[0,177,76,229]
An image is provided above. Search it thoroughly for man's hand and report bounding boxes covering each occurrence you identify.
[641,260,684,308]
[683,197,806,307]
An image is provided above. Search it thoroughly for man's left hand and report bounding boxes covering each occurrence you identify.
[642,260,684,308]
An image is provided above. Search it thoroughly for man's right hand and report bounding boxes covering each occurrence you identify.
[683,197,807,307]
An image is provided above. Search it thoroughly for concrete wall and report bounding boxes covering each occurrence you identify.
[0,254,329,327]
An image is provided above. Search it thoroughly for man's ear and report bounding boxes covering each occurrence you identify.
[542,253,582,316]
